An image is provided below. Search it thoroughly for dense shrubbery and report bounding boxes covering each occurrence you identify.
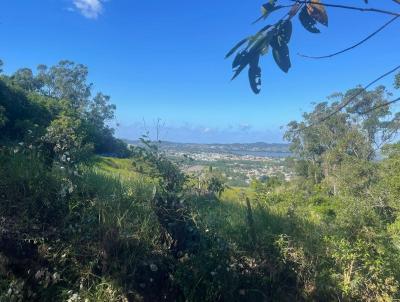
[0,148,162,301]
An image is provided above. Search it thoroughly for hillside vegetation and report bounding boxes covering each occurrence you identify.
[1,61,400,301]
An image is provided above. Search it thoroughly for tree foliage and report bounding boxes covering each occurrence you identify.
[227,0,400,94]
[285,77,400,194]
[0,59,130,158]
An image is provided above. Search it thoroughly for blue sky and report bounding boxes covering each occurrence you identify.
[0,0,399,143]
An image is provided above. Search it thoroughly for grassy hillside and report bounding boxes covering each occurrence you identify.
[2,145,400,301]
[1,62,400,301]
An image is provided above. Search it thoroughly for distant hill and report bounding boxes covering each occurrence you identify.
[123,140,290,155]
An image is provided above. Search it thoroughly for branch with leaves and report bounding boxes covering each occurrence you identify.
[227,0,399,94]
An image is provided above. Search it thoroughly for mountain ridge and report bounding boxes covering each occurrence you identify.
[123,139,290,154]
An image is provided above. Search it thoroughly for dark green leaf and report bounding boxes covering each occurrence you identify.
[279,20,293,44]
[231,51,250,80]
[250,28,275,53]
[231,65,246,81]
[245,25,274,51]
[228,24,277,92]
[272,43,291,73]
[248,55,262,94]
[299,6,320,33]
[232,51,247,69]
[256,24,272,35]
[225,38,249,59]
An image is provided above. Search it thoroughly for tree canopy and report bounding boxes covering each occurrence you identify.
[0,60,131,159]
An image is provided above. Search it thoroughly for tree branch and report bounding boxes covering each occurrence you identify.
[291,1,400,17]
[298,15,399,59]
[361,96,400,115]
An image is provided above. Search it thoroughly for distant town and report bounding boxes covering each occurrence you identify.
[126,140,295,186]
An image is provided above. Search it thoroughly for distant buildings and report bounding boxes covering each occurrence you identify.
[167,150,295,186]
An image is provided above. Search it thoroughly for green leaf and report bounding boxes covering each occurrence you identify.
[299,6,320,33]
[253,1,282,23]
[232,51,247,70]
[248,55,262,94]
[228,24,277,93]
[269,33,280,50]
[250,28,275,52]
[231,51,250,80]
[245,25,273,51]
[272,43,291,73]
[225,38,249,59]
[256,24,272,35]
[279,20,292,44]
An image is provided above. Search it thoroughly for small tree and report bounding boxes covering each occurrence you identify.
[207,175,226,198]
[131,136,186,193]
[43,114,93,168]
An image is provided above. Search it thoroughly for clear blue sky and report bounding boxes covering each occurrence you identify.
[0,1,399,143]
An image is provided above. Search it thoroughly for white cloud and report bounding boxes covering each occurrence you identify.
[73,0,104,19]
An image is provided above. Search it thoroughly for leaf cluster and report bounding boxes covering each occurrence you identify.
[227,0,328,93]
[227,0,399,94]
